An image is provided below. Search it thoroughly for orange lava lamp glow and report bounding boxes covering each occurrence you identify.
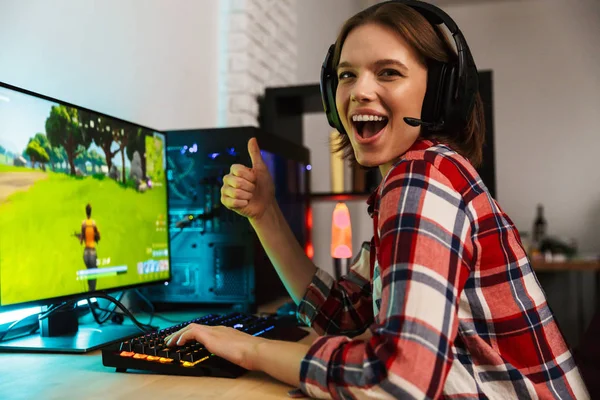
[331,202,352,259]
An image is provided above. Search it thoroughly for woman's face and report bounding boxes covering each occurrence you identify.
[335,23,428,175]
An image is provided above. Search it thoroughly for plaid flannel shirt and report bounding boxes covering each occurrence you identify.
[297,139,589,399]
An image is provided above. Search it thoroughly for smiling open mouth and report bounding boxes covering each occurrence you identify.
[352,116,388,139]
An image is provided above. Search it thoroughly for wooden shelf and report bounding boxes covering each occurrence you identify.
[310,192,371,201]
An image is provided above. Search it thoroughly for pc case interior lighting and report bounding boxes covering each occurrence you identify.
[331,202,352,259]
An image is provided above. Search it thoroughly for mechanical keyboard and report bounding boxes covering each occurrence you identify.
[101,312,309,378]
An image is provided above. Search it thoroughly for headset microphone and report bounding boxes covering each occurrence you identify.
[403,117,445,131]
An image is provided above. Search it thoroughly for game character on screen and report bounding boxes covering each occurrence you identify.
[164,1,590,398]
[77,203,101,292]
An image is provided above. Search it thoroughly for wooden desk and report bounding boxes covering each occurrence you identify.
[531,259,600,272]
[531,259,600,347]
[0,299,316,400]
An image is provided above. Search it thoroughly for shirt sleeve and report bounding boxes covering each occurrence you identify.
[297,241,374,336]
[299,159,474,399]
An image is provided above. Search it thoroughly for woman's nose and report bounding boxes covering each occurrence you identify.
[350,77,377,103]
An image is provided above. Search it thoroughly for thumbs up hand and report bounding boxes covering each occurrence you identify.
[220,138,275,221]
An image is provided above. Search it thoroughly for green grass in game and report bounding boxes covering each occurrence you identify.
[0,164,169,305]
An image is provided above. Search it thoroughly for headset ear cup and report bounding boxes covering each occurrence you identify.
[327,78,344,134]
[320,44,347,135]
[421,61,444,128]
[441,64,461,130]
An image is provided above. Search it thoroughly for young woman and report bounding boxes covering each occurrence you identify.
[166,2,589,398]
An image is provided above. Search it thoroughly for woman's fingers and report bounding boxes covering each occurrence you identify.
[165,324,216,347]
[223,173,256,193]
[220,195,249,209]
[230,164,256,183]
[165,324,196,346]
[173,328,204,346]
[221,173,254,209]
[221,185,253,201]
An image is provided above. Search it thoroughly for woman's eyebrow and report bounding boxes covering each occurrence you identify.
[337,58,408,71]
[373,59,408,71]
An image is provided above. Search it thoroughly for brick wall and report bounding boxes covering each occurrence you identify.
[220,0,298,127]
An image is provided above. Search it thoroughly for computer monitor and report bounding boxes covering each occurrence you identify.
[0,81,171,353]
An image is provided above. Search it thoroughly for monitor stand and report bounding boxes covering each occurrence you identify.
[0,306,143,354]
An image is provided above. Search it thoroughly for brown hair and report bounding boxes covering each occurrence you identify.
[331,2,486,168]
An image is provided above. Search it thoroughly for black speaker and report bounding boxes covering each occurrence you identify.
[143,127,310,312]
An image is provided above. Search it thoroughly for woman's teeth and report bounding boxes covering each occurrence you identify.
[352,115,389,139]
[352,115,387,122]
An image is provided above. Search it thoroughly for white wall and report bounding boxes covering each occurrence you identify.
[433,0,600,254]
[223,0,298,127]
[296,0,369,275]
[0,0,221,131]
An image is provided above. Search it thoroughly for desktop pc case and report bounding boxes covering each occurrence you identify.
[143,126,310,312]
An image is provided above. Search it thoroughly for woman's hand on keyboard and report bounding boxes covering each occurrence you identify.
[220,137,275,222]
[164,323,266,371]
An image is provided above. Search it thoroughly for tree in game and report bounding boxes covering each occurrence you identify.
[25,140,50,169]
[87,149,106,173]
[74,146,89,173]
[76,148,105,174]
[145,135,165,183]
[111,120,135,184]
[78,110,119,176]
[50,146,67,171]
[45,106,92,175]
[29,132,63,171]
[126,127,150,179]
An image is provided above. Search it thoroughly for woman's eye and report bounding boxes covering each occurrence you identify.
[380,69,402,77]
[338,71,354,80]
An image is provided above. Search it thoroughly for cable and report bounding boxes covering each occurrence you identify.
[37,300,78,321]
[152,314,188,324]
[37,293,153,334]
[90,293,155,333]
[87,298,103,325]
[86,291,125,326]
[0,313,39,342]
[95,291,125,324]
[93,307,157,331]
[1,292,154,342]
[0,301,74,343]
[133,289,155,326]
[131,289,194,326]
[130,289,188,325]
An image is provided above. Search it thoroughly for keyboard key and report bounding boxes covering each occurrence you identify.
[144,346,159,356]
[119,341,133,352]
[157,348,172,358]
[183,349,211,362]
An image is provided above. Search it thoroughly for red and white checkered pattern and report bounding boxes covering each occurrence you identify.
[297,139,589,399]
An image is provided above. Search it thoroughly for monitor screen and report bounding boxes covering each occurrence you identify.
[0,82,170,308]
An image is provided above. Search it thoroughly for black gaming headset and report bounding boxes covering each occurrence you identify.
[319,0,479,136]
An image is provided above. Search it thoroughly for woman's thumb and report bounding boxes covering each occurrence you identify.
[247,137,264,169]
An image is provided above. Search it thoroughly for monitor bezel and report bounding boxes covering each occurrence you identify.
[0,80,172,311]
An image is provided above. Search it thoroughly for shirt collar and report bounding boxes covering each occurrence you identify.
[366,138,439,217]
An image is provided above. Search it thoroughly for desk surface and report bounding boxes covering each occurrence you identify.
[0,299,316,400]
[532,259,600,272]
